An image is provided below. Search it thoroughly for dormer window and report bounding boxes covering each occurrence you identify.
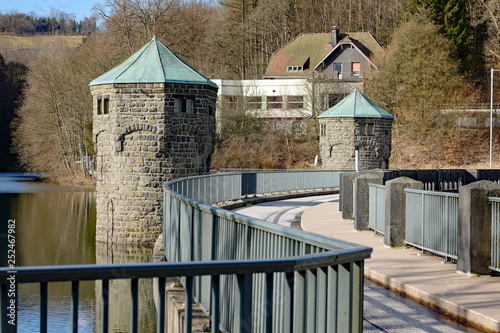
[287,66,303,72]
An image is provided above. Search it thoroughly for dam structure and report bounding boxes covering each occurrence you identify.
[90,36,218,245]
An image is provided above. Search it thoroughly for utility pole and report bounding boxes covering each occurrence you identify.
[491,68,499,169]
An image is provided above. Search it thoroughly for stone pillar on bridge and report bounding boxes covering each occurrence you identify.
[340,172,357,218]
[384,177,423,248]
[354,173,383,231]
[458,181,500,275]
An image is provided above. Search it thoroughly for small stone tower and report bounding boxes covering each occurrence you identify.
[90,36,218,245]
[318,89,393,170]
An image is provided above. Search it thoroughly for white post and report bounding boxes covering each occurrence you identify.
[355,149,359,172]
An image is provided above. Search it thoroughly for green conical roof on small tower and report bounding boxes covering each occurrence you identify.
[89,36,218,88]
[317,89,393,119]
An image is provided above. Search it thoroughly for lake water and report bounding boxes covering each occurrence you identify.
[0,174,156,332]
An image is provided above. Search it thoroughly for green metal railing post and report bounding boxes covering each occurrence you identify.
[131,278,138,333]
[101,279,109,333]
[71,281,79,333]
[40,282,47,333]
[157,277,166,333]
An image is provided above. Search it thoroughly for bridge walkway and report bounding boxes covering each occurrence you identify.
[301,196,500,333]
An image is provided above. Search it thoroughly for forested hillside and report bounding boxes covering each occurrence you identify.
[3,0,500,178]
[0,11,97,35]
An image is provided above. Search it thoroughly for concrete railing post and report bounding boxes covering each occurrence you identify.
[354,174,383,231]
[340,172,357,219]
[458,181,500,274]
[384,177,423,248]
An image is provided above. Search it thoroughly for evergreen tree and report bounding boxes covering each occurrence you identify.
[409,0,476,75]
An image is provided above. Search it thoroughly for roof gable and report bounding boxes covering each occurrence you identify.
[317,89,393,119]
[263,32,384,79]
[313,36,377,71]
[90,36,217,88]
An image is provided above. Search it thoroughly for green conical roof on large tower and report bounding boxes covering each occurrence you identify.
[89,36,218,88]
[317,89,393,119]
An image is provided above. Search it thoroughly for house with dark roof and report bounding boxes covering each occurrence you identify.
[213,27,384,129]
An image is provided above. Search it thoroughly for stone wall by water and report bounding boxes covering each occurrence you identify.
[320,117,392,170]
[92,83,217,245]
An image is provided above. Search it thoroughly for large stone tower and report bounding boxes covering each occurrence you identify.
[318,89,393,170]
[90,36,218,245]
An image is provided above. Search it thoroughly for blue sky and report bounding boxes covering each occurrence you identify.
[0,0,98,20]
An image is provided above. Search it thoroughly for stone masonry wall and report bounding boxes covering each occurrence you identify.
[354,118,392,169]
[92,83,217,245]
[320,118,355,170]
[320,117,392,170]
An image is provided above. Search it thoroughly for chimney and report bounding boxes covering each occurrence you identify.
[331,26,339,45]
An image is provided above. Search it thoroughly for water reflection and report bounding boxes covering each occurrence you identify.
[0,174,157,332]
[95,243,157,333]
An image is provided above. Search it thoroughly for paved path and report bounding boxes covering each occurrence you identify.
[232,194,495,332]
[301,195,500,333]
[231,195,337,227]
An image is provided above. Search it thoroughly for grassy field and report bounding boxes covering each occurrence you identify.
[0,35,84,54]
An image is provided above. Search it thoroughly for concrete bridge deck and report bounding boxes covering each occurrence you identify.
[301,200,500,333]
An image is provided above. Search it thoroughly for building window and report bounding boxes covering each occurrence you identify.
[267,96,283,109]
[286,96,304,109]
[322,93,346,110]
[103,96,109,114]
[97,95,110,115]
[97,99,102,115]
[321,124,326,136]
[359,124,366,135]
[174,97,194,113]
[287,66,303,72]
[334,63,342,79]
[359,123,374,135]
[352,62,361,76]
[367,123,374,135]
[174,98,182,113]
[186,99,194,113]
[245,96,262,110]
[223,95,242,108]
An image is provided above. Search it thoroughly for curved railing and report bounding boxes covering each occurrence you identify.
[163,170,372,333]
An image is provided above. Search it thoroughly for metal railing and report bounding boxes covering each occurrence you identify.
[164,170,372,332]
[368,184,385,234]
[489,197,500,273]
[405,189,459,260]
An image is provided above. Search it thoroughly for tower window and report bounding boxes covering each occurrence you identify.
[103,96,110,114]
[186,99,194,113]
[174,98,182,113]
[174,97,194,113]
[367,123,374,135]
[96,95,110,115]
[97,99,102,115]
